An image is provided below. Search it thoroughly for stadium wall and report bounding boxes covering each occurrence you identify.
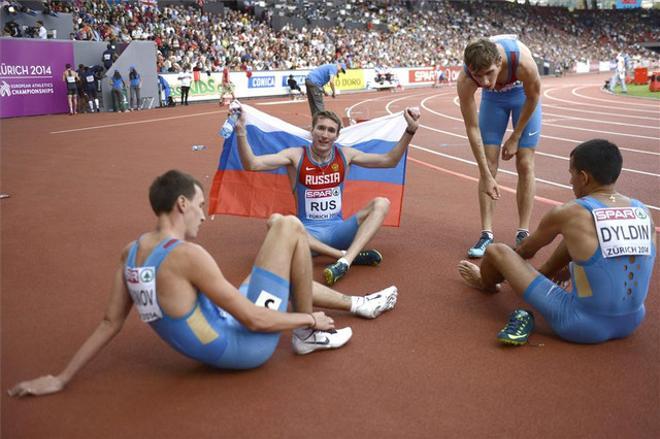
[158,66,466,103]
[99,40,159,111]
[0,38,73,117]
[0,38,158,118]
[153,59,617,103]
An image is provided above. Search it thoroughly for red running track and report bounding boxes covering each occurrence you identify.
[2,72,658,438]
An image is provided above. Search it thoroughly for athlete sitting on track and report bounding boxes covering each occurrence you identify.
[458,139,655,345]
[235,103,421,285]
[8,170,398,397]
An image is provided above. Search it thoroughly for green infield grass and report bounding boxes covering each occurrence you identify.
[611,83,660,99]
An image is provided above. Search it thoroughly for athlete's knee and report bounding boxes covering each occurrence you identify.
[266,213,284,229]
[270,214,304,235]
[485,157,499,175]
[484,242,512,260]
[372,197,391,214]
[516,155,535,177]
[267,215,306,245]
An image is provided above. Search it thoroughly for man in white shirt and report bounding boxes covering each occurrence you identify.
[608,53,628,94]
[178,65,193,105]
[37,20,47,39]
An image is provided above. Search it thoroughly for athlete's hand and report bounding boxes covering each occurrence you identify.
[551,266,571,289]
[8,375,65,398]
[232,100,246,130]
[501,135,520,161]
[480,174,500,200]
[403,107,420,132]
[310,311,335,331]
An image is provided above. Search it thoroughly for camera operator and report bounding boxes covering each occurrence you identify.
[22,25,38,38]
[3,21,21,37]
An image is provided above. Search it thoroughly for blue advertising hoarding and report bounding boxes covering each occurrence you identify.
[615,0,641,8]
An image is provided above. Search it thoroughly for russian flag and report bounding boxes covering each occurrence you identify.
[208,104,409,226]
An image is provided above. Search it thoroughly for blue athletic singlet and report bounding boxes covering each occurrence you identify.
[125,237,290,369]
[524,196,655,343]
[569,196,655,315]
[464,38,521,93]
[464,37,542,147]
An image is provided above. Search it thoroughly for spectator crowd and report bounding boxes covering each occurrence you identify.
[4,0,658,73]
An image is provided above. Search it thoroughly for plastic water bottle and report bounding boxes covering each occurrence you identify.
[219,113,239,139]
[192,144,207,152]
[219,101,242,139]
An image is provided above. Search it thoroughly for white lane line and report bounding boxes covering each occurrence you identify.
[423,94,660,157]
[258,100,306,106]
[543,122,660,140]
[51,110,223,134]
[571,86,660,108]
[543,88,657,113]
[536,133,659,156]
[529,150,659,178]
[407,143,660,212]
[407,155,660,231]
[345,90,449,117]
[543,103,659,121]
[409,143,572,189]
[543,111,659,130]
[407,156,564,207]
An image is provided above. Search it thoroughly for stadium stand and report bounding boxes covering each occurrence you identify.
[3,0,658,74]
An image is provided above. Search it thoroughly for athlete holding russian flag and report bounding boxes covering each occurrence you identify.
[235,103,420,285]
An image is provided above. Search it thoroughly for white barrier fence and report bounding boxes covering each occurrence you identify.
[158,60,656,103]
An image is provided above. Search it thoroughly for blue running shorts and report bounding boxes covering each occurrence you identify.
[304,215,359,250]
[479,87,542,148]
[523,275,645,344]
[214,266,290,369]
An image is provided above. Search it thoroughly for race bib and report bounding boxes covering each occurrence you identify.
[254,290,283,310]
[125,266,163,322]
[592,207,653,258]
[304,187,341,220]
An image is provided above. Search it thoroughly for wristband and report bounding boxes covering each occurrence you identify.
[406,128,416,135]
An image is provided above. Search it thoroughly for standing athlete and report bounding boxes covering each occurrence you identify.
[62,64,79,115]
[457,36,542,258]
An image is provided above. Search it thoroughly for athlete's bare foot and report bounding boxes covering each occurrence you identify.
[458,260,499,293]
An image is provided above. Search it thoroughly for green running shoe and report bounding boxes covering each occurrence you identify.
[352,249,383,266]
[497,309,534,346]
[324,261,349,286]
